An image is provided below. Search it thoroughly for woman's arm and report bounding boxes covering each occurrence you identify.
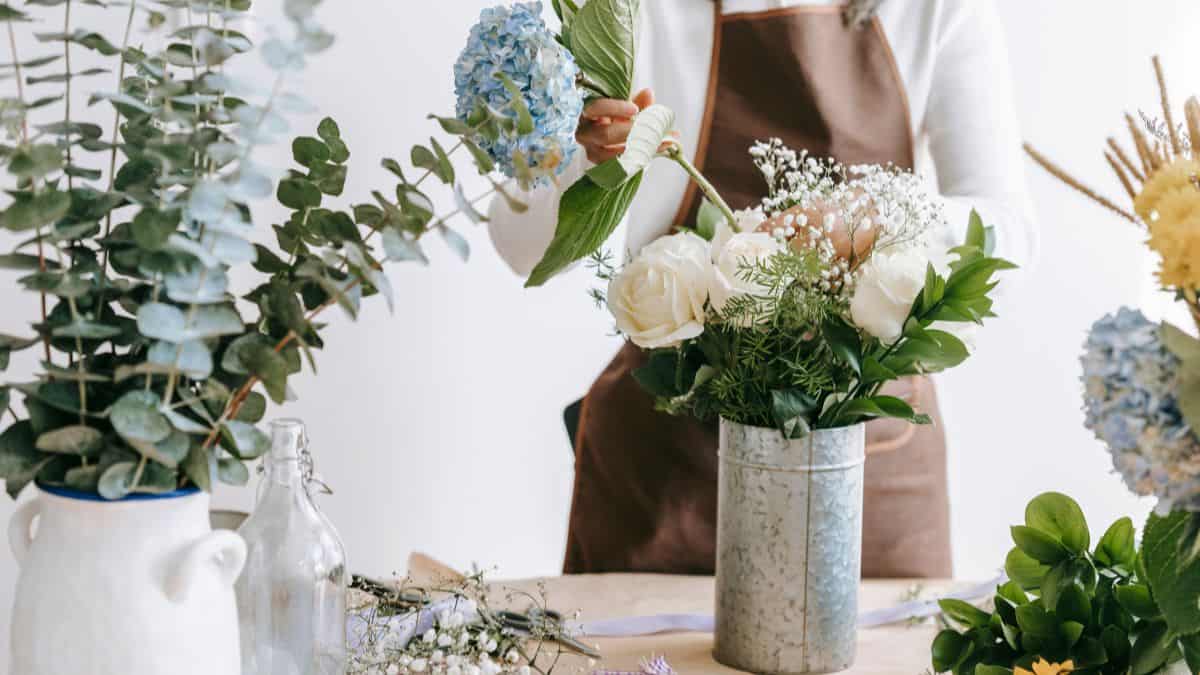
[923,0,1038,275]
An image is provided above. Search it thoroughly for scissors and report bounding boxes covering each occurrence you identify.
[496,609,602,659]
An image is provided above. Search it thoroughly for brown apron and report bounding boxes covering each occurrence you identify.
[565,3,952,579]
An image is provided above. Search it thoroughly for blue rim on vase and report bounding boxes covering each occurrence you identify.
[36,482,202,502]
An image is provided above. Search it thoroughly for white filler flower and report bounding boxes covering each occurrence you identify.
[608,232,712,349]
[849,248,928,343]
[708,231,786,317]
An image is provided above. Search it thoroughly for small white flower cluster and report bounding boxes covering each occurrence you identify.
[350,607,533,675]
[748,138,942,289]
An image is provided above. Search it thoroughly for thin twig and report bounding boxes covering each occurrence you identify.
[1023,143,1138,223]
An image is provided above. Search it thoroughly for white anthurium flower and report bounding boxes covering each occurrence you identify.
[849,247,929,343]
[708,231,787,320]
[607,232,713,349]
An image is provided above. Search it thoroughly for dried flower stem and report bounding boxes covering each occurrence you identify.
[1187,97,1200,162]
[1153,56,1182,158]
[1023,143,1138,222]
[1104,151,1137,200]
[1126,113,1161,175]
[1107,138,1145,183]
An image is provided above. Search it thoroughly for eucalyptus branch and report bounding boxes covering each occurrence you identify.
[61,0,73,190]
[6,15,53,365]
[413,139,463,189]
[97,0,139,292]
[664,141,738,231]
[5,18,28,141]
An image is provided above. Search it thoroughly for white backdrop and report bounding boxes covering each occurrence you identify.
[1,0,1199,666]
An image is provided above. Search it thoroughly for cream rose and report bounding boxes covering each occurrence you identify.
[711,207,768,260]
[849,248,928,343]
[708,231,786,316]
[607,232,712,349]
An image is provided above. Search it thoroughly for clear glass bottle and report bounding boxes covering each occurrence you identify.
[237,418,348,675]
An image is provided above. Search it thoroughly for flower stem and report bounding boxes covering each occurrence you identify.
[665,143,738,231]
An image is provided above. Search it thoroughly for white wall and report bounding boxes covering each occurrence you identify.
[1,0,1199,665]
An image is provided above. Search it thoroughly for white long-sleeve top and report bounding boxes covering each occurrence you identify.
[487,0,1037,280]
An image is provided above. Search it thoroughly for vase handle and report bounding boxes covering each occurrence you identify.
[166,531,247,603]
[7,500,39,567]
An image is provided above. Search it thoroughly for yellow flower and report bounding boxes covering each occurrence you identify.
[1145,183,1200,288]
[1014,658,1075,675]
[1135,158,1200,222]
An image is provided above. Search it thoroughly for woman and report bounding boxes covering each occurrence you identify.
[488,0,1036,578]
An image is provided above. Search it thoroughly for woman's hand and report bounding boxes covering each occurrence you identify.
[575,88,656,164]
[759,198,878,262]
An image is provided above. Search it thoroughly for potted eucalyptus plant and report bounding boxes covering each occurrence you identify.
[0,0,535,671]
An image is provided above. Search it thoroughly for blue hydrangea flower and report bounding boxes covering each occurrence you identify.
[1082,307,1200,512]
[453,2,584,187]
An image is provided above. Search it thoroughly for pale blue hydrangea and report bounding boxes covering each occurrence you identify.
[453,2,584,187]
[1082,307,1200,512]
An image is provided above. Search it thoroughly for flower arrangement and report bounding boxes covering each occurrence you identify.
[930,492,1198,675]
[1025,57,1200,646]
[0,0,547,500]
[593,140,1013,436]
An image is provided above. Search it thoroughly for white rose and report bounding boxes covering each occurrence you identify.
[608,232,712,349]
[711,207,766,259]
[849,248,928,343]
[708,231,786,317]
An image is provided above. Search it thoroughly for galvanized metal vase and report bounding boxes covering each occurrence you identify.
[713,419,866,675]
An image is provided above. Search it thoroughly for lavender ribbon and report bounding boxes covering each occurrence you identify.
[568,574,1006,638]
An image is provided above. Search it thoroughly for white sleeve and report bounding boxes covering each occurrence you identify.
[923,0,1038,278]
[485,153,589,278]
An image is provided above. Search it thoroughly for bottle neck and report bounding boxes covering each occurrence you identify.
[258,419,310,497]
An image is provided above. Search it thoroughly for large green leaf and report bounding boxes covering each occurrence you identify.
[1026,492,1090,554]
[1143,511,1200,636]
[566,0,639,100]
[525,172,643,287]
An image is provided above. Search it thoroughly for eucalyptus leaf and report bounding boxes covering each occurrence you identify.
[137,303,243,342]
[147,340,213,380]
[111,390,171,444]
[35,425,102,455]
[98,461,137,500]
[220,421,269,460]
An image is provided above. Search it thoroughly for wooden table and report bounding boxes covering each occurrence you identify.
[406,555,949,675]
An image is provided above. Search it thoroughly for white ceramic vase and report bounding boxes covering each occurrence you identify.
[8,484,247,675]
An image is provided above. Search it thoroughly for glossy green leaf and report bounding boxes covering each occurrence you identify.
[566,0,639,100]
[526,172,643,287]
[1011,525,1071,564]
